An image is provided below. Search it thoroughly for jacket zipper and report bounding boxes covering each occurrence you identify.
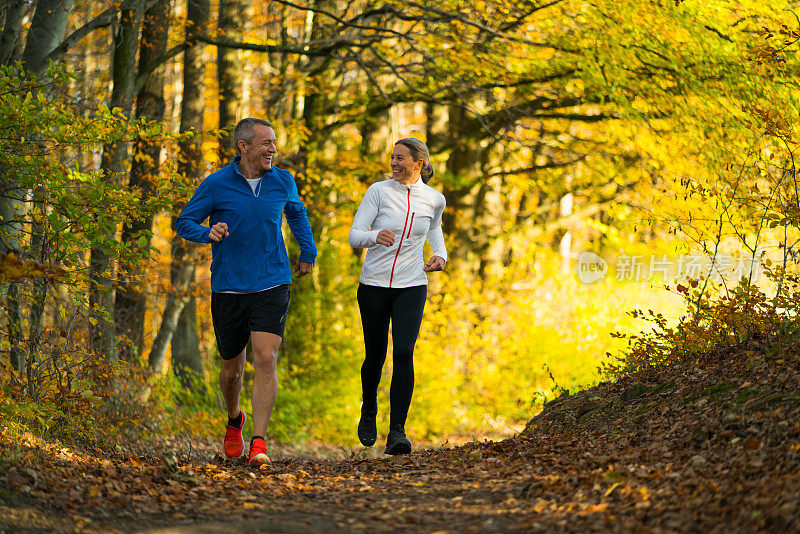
[405,213,415,239]
[238,168,262,198]
[389,189,411,288]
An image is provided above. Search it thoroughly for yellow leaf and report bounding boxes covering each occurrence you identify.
[604,482,621,497]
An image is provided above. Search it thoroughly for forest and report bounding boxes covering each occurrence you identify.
[1,0,800,531]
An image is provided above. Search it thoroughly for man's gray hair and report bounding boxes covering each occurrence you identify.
[233,118,274,154]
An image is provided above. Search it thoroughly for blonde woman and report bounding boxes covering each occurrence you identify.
[348,138,447,454]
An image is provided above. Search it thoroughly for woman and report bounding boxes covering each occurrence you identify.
[348,138,447,455]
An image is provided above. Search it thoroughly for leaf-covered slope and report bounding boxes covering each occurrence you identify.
[519,340,800,531]
[2,341,798,532]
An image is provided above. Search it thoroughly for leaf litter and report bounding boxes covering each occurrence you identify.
[1,346,798,533]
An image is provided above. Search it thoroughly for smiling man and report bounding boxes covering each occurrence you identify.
[175,118,317,465]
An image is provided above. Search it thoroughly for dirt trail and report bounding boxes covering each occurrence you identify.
[2,352,799,533]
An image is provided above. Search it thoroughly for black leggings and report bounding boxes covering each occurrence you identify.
[357,283,427,428]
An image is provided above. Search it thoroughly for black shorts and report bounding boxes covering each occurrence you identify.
[211,285,291,360]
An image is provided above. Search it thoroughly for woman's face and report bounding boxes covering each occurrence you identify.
[390,143,422,184]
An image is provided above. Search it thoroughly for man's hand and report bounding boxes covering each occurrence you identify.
[209,222,229,242]
[376,229,395,246]
[293,261,314,278]
[423,255,446,272]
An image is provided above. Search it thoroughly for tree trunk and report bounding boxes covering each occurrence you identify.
[296,0,336,205]
[171,238,203,384]
[559,191,573,273]
[0,0,28,66]
[0,4,20,342]
[351,97,392,260]
[172,295,203,385]
[217,0,245,162]
[27,185,48,361]
[1,0,74,371]
[359,101,392,176]
[148,260,196,372]
[115,0,170,364]
[290,8,314,122]
[23,0,74,350]
[89,0,147,361]
[4,275,23,370]
[21,0,75,75]
[0,166,25,371]
[300,0,335,141]
[437,105,485,272]
[170,0,209,386]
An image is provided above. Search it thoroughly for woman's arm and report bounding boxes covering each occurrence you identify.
[349,185,382,248]
[425,195,448,262]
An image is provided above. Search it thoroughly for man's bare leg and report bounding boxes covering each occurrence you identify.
[219,350,246,419]
[250,331,282,437]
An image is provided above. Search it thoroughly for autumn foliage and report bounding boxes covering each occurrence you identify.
[0,0,798,459]
[1,1,800,531]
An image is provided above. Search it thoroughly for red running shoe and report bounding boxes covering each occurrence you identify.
[223,411,246,458]
[248,437,271,465]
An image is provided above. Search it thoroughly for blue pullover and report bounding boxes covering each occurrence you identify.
[175,157,317,292]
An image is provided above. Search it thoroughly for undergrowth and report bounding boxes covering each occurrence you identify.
[0,355,220,462]
[603,273,800,380]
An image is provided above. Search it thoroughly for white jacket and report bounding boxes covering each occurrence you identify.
[349,178,447,288]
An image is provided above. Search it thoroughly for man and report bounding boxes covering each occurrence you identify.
[176,118,316,465]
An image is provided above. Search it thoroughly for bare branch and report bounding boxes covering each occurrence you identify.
[704,24,733,42]
[271,0,407,39]
[498,0,565,33]
[488,155,589,177]
[43,0,159,66]
[531,111,615,122]
[196,34,380,56]
[134,42,192,94]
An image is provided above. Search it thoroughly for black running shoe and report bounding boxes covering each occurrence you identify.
[358,409,377,447]
[384,428,411,455]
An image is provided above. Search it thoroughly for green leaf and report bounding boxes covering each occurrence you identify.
[603,471,626,482]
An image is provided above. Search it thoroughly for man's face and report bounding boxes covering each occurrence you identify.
[241,124,277,174]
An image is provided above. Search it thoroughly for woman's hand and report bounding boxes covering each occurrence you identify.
[376,229,396,246]
[424,255,446,272]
